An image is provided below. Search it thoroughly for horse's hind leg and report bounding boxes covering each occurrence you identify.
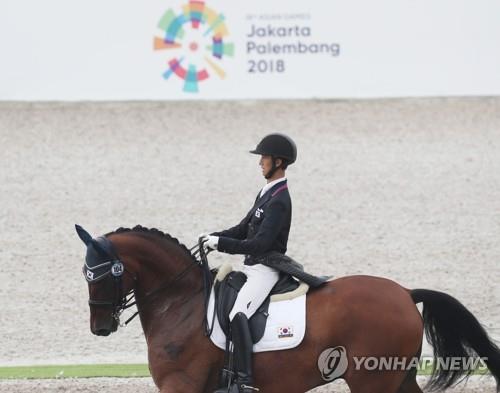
[397,379,423,393]
[397,369,423,393]
[397,347,423,393]
[397,376,423,393]
[347,372,423,393]
[346,372,406,393]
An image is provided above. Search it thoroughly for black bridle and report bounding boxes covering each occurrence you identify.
[83,257,136,324]
[84,237,214,332]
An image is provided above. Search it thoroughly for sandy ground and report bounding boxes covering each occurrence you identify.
[0,376,497,392]
[0,98,499,392]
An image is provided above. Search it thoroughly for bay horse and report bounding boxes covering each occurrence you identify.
[76,225,500,393]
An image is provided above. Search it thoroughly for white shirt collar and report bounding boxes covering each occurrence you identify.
[260,177,287,198]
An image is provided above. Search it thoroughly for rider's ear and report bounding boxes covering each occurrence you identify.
[75,224,93,246]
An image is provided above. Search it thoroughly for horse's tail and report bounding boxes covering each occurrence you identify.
[411,288,500,392]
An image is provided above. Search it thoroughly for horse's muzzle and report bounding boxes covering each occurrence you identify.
[94,328,112,336]
[91,315,118,336]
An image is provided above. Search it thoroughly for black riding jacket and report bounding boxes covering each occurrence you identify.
[212,180,292,264]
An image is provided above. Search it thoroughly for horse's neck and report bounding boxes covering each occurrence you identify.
[115,234,204,335]
[113,233,220,390]
[140,244,200,295]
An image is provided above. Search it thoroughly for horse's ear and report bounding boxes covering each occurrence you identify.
[75,224,93,246]
[90,238,107,255]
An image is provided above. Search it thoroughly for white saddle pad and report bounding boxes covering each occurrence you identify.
[207,287,307,353]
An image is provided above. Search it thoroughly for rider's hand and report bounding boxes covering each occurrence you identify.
[202,235,219,251]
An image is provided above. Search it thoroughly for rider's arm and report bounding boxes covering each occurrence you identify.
[216,199,287,255]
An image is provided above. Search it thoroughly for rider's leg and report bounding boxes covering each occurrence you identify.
[225,264,279,392]
[230,312,256,392]
[229,264,280,320]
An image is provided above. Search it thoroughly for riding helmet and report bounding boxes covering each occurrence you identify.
[249,133,297,164]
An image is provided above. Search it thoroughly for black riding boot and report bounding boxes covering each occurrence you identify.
[232,312,258,392]
[214,312,258,393]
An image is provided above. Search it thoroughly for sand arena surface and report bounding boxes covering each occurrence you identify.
[0,98,499,392]
[0,376,497,392]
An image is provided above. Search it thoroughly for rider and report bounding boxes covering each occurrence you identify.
[202,133,297,393]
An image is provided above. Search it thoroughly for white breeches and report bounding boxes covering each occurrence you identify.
[229,263,280,321]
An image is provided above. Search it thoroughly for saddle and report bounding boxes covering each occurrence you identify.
[210,254,328,344]
[213,269,302,343]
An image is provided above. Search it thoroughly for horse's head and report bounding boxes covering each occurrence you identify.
[75,224,135,336]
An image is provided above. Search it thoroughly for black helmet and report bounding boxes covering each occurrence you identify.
[249,133,297,164]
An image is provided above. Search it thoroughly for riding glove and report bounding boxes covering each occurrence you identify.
[203,235,219,251]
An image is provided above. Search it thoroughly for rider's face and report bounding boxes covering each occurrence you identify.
[259,155,273,177]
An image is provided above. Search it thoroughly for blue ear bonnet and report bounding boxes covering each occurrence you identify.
[83,236,124,283]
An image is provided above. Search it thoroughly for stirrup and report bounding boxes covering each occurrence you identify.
[240,384,260,391]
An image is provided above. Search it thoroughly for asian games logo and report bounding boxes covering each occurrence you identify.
[153,0,234,93]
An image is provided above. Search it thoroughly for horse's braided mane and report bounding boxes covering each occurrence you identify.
[106,225,196,263]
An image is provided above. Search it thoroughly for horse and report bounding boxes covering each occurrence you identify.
[76,225,500,393]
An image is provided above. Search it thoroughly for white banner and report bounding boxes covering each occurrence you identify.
[1,0,500,100]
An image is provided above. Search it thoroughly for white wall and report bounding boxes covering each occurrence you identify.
[1,0,499,100]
